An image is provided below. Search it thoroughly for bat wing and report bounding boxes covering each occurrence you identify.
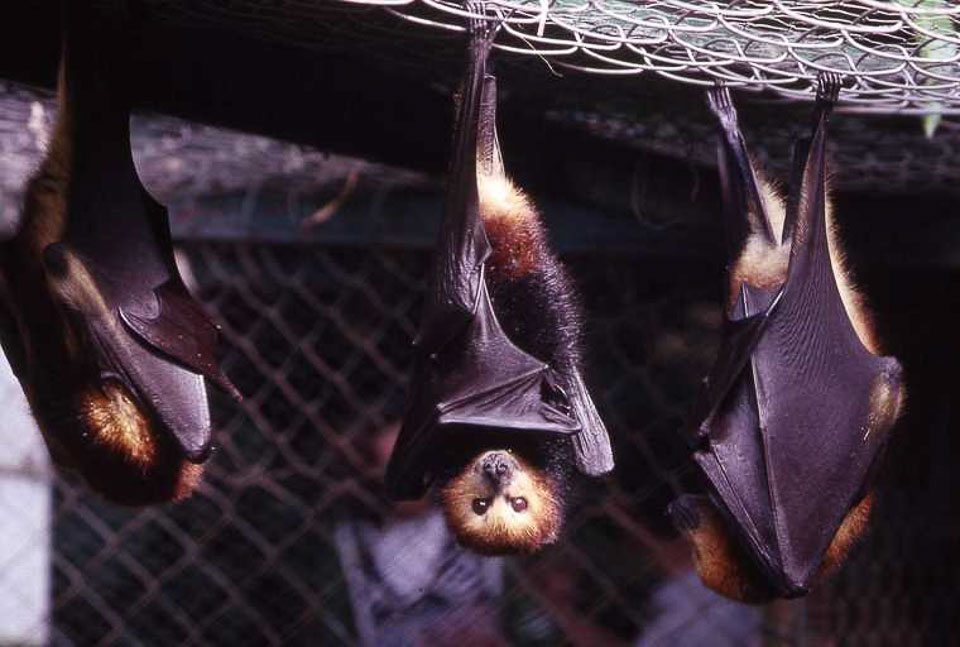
[51,3,235,459]
[386,21,580,500]
[563,369,614,476]
[387,280,579,500]
[693,77,903,595]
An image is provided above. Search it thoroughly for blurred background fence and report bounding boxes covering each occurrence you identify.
[0,81,958,646]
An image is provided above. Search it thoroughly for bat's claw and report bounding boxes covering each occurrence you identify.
[706,82,739,131]
[465,1,490,37]
[816,72,843,105]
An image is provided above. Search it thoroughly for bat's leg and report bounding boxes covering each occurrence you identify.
[803,74,884,356]
[668,495,773,603]
[706,84,790,304]
[706,84,784,251]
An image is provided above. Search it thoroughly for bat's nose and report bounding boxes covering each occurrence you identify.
[479,451,515,489]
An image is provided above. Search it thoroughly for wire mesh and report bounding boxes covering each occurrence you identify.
[38,243,960,646]
[336,0,960,114]
[0,77,957,646]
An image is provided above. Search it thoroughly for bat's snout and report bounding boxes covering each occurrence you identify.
[478,450,517,490]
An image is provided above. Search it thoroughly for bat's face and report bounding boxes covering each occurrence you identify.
[440,449,563,554]
[0,245,208,505]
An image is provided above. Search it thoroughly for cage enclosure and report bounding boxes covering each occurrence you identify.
[0,1,957,645]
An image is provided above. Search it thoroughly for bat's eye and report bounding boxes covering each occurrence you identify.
[511,497,528,513]
[472,498,491,515]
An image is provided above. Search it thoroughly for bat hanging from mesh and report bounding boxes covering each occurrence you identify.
[386,3,613,554]
[670,74,905,602]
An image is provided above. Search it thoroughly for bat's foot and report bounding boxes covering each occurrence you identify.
[706,82,739,131]
[466,1,492,38]
[816,72,843,106]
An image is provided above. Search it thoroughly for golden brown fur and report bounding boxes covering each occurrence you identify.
[0,55,201,505]
[478,173,544,279]
[440,450,562,554]
[679,494,875,604]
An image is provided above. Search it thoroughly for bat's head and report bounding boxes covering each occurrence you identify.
[0,242,224,505]
[670,491,875,603]
[440,448,564,554]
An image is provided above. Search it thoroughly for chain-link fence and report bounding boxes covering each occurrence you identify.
[0,74,957,645]
[3,237,947,645]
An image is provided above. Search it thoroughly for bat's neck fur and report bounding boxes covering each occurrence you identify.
[477,169,583,376]
[731,171,880,356]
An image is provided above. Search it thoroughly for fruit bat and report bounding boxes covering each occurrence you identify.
[385,9,614,554]
[0,1,238,505]
[669,75,904,602]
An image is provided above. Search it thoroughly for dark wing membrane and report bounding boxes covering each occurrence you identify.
[53,2,223,460]
[692,283,786,587]
[433,285,579,435]
[565,370,614,476]
[689,283,780,446]
[413,31,493,358]
[119,280,240,399]
[387,282,580,500]
[750,106,899,591]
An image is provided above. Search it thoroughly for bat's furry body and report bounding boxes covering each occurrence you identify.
[439,170,581,553]
[674,78,904,601]
[0,68,202,505]
[388,15,612,555]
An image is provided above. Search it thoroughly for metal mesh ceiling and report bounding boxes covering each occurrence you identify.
[345,0,960,115]
[120,0,960,194]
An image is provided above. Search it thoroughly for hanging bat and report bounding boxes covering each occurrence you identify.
[385,9,613,555]
[0,2,237,505]
[669,75,904,602]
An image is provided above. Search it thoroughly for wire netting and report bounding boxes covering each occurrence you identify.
[36,242,960,646]
[0,77,957,646]
[144,0,960,114]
